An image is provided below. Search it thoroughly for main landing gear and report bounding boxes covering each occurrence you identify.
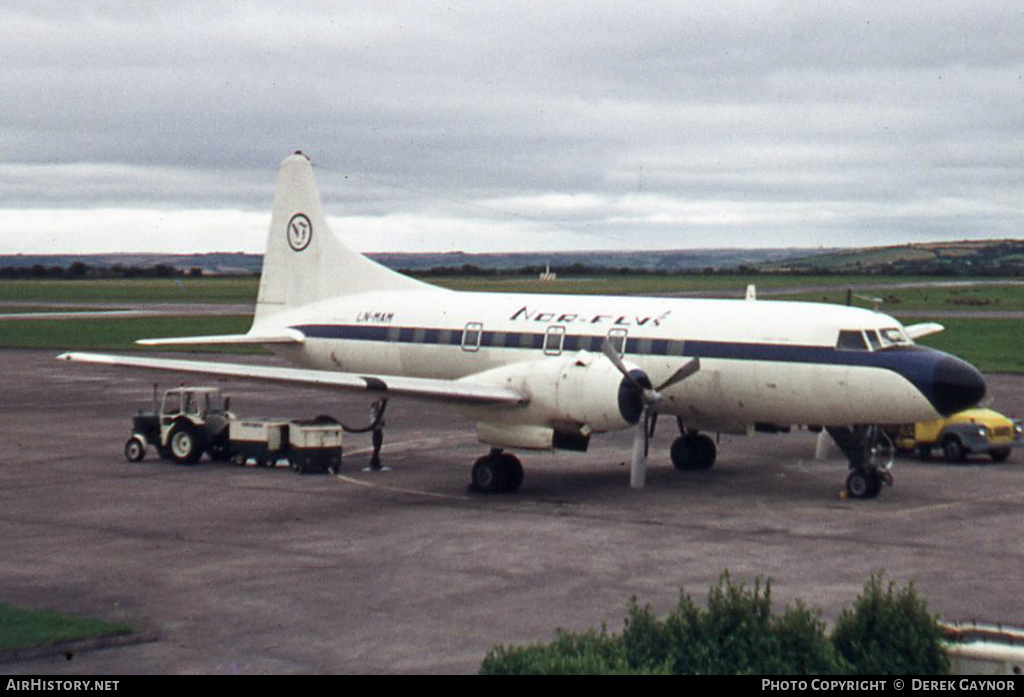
[669,433,718,471]
[669,417,717,471]
[465,423,719,495]
[827,425,894,499]
[470,448,524,494]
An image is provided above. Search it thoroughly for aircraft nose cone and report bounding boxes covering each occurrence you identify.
[932,356,986,417]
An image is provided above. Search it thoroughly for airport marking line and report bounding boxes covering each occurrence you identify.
[332,473,471,502]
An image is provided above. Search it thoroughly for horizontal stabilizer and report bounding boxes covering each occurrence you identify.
[57,352,525,406]
[136,329,306,346]
[904,322,944,340]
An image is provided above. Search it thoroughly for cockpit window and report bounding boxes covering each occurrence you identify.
[878,327,909,346]
[836,330,868,351]
[865,330,882,351]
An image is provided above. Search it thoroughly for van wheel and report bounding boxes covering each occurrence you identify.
[942,437,966,463]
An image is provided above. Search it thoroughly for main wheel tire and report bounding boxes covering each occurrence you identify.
[169,423,203,465]
[498,452,524,493]
[942,437,966,463]
[846,468,882,499]
[671,434,717,471]
[670,436,693,470]
[124,436,146,463]
[471,456,501,493]
[690,434,717,470]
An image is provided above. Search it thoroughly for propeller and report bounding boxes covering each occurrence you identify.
[601,339,700,489]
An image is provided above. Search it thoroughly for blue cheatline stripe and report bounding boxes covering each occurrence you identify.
[290,323,934,369]
[288,323,988,418]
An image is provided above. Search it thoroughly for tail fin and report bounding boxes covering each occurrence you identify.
[254,152,427,325]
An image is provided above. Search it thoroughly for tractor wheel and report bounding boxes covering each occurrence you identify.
[124,436,146,463]
[169,423,203,465]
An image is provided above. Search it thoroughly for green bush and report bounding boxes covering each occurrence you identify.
[480,572,949,675]
[621,573,845,675]
[480,627,652,675]
[832,573,950,675]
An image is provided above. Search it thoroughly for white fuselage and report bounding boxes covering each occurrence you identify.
[260,285,944,432]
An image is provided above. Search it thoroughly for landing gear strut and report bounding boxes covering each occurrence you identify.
[827,425,894,499]
[471,448,524,494]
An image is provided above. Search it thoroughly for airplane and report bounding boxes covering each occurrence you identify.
[59,151,987,499]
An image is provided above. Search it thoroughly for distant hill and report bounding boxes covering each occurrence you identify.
[0,252,262,276]
[1,240,1021,277]
[765,239,1024,276]
[371,248,829,273]
[0,248,830,276]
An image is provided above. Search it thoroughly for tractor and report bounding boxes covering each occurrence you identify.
[124,386,234,465]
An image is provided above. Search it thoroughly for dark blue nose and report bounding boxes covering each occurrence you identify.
[931,355,986,417]
[874,346,986,418]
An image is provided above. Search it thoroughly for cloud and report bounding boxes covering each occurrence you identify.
[0,2,1020,253]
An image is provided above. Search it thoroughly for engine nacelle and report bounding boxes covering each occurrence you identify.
[458,351,650,439]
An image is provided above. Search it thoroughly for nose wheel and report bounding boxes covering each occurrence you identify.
[845,468,883,499]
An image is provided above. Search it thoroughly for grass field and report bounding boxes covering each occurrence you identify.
[0,277,258,304]
[783,284,1024,312]
[428,273,965,296]
[915,318,1024,374]
[0,602,132,651]
[0,315,260,352]
[6,274,1020,303]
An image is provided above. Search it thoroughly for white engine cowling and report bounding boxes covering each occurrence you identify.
[458,351,650,437]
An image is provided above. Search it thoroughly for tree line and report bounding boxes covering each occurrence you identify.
[0,262,208,279]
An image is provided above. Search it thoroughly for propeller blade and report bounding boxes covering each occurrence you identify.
[631,415,647,489]
[601,338,635,381]
[656,357,701,392]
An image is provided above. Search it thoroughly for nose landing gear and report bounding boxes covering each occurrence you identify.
[828,425,894,499]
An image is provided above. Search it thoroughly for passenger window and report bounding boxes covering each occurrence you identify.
[607,328,628,357]
[543,326,565,355]
[461,322,482,352]
[836,330,868,351]
[865,330,881,351]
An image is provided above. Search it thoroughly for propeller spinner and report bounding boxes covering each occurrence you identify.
[601,339,700,489]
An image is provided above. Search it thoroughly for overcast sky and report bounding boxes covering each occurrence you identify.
[0,1,1021,255]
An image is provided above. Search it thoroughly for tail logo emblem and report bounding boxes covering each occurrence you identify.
[287,213,313,252]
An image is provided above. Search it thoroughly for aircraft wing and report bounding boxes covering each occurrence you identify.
[56,352,526,406]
